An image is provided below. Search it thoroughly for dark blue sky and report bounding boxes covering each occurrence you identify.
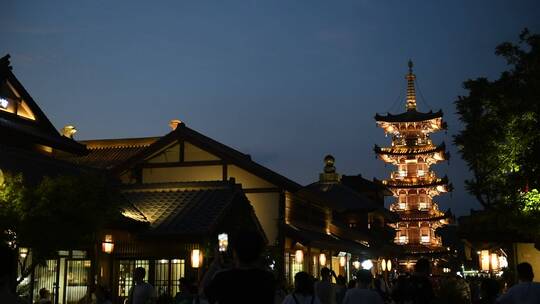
[2,1,539,215]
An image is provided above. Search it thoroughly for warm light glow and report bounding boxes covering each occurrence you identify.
[101,234,114,254]
[295,250,304,264]
[19,247,28,259]
[499,256,508,268]
[490,253,499,270]
[191,249,202,268]
[421,235,430,243]
[361,260,373,270]
[387,260,392,272]
[339,256,346,267]
[399,202,406,210]
[159,259,168,264]
[319,253,326,266]
[480,250,490,271]
[381,259,387,271]
[417,169,425,176]
[0,98,8,109]
[399,235,407,244]
[352,261,361,269]
[399,170,406,177]
[218,233,228,252]
[419,202,428,210]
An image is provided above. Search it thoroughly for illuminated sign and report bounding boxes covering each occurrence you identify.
[0,98,8,109]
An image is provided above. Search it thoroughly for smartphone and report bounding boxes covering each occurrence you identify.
[218,233,228,252]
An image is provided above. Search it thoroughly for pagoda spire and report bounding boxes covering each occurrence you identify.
[406,60,417,111]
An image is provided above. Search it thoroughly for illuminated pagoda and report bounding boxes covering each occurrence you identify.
[374,61,452,265]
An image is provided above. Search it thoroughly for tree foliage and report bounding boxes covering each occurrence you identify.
[0,172,122,286]
[454,29,540,210]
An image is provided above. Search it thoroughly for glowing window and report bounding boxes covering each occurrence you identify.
[398,235,408,244]
[421,235,430,243]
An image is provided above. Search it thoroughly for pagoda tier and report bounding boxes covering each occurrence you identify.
[374,61,451,257]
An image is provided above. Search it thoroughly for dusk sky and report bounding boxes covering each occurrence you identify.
[2,1,539,216]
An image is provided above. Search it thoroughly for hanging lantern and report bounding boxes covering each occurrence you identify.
[101,234,114,254]
[19,247,29,259]
[295,250,304,264]
[387,260,392,272]
[381,259,387,271]
[191,249,202,268]
[319,253,326,266]
[339,256,346,267]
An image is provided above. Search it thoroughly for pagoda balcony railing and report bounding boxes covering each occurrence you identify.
[390,171,436,180]
[391,138,433,147]
[382,176,448,188]
[378,143,443,155]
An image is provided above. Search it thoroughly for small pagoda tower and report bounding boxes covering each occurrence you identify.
[374,61,452,263]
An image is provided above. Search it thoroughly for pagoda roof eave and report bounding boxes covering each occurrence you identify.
[374,109,444,123]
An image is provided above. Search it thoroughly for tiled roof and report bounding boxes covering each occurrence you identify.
[60,137,157,169]
[120,182,241,236]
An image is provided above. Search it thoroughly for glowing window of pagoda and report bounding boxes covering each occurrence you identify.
[398,233,408,244]
[420,227,430,243]
[419,196,428,210]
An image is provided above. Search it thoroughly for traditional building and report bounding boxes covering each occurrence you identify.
[374,61,452,268]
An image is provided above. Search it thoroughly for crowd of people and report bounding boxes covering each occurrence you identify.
[2,234,540,304]
[117,231,540,304]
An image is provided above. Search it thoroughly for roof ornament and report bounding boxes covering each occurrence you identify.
[320,154,340,183]
[169,119,182,130]
[406,59,417,112]
[61,125,77,139]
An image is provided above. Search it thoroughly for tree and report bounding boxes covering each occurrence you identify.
[454,29,540,211]
[0,172,122,289]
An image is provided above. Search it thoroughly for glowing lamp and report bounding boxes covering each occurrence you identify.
[0,98,8,109]
[19,247,28,259]
[381,259,386,271]
[386,260,392,272]
[295,250,304,264]
[352,261,361,269]
[339,256,346,267]
[361,260,373,270]
[480,250,490,271]
[319,253,326,266]
[191,249,202,268]
[101,234,114,254]
[421,235,430,243]
[490,253,499,270]
[499,256,508,268]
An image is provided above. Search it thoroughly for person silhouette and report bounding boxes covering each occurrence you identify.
[497,262,540,304]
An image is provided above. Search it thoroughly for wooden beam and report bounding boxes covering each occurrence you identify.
[140,160,224,168]
[243,187,281,194]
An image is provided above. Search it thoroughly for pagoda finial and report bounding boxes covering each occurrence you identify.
[406,59,417,111]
